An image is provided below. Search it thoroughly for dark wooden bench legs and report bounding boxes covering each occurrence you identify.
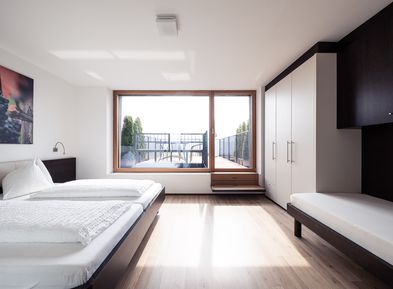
[294,219,302,238]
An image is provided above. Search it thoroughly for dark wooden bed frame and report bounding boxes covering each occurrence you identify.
[41,158,166,289]
[287,203,393,287]
[74,187,165,289]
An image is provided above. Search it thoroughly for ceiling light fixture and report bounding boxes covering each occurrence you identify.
[156,15,178,36]
[162,72,190,81]
[85,71,104,81]
[112,50,186,60]
[50,50,114,60]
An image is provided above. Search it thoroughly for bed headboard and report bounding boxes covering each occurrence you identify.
[0,158,76,187]
[42,158,76,183]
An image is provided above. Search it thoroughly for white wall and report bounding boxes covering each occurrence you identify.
[0,48,77,162]
[75,87,264,194]
[75,87,112,179]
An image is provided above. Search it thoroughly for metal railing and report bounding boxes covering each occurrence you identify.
[218,131,250,167]
[121,131,250,168]
[121,132,208,168]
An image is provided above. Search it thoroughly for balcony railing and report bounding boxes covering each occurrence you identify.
[121,132,208,168]
[218,131,250,167]
[120,131,250,168]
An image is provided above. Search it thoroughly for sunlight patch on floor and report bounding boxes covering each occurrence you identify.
[140,202,310,269]
[211,206,310,268]
[143,203,207,267]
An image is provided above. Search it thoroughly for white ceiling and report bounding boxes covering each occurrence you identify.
[0,0,390,90]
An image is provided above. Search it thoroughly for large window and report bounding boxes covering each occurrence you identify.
[118,94,209,169]
[113,91,256,172]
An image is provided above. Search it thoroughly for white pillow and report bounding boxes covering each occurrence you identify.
[35,158,54,185]
[2,161,53,200]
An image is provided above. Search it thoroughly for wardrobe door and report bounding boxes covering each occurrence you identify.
[275,75,292,208]
[264,87,277,201]
[291,56,316,196]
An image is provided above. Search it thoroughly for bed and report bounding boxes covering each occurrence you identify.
[0,158,165,289]
[287,193,393,287]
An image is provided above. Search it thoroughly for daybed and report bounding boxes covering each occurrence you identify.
[287,193,393,287]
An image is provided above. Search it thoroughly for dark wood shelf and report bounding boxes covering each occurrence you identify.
[211,185,265,192]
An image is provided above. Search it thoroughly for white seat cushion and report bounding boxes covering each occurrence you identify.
[290,193,393,265]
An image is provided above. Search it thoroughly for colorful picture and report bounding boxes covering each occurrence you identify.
[0,65,33,144]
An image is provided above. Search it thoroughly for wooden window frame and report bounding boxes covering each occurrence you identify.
[113,90,256,173]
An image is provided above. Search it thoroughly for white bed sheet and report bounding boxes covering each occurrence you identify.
[0,203,144,289]
[1,182,163,210]
[64,182,162,210]
[290,193,393,265]
[125,182,162,209]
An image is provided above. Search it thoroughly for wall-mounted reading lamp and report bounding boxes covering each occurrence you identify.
[53,141,66,155]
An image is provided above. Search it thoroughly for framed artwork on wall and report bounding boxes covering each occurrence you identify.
[0,65,33,144]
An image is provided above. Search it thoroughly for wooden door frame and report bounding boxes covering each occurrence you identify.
[211,90,257,172]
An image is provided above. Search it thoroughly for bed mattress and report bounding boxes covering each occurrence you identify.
[290,193,393,265]
[58,182,163,210]
[0,203,144,289]
[0,182,163,210]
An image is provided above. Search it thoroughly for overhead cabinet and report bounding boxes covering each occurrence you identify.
[264,53,361,209]
[337,3,393,128]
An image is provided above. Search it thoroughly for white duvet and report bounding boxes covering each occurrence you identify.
[32,179,155,199]
[0,200,133,245]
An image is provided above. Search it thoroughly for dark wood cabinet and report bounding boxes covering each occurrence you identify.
[362,123,393,202]
[337,3,393,128]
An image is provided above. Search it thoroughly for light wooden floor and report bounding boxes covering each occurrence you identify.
[116,195,390,289]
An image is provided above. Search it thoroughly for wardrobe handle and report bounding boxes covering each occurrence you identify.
[291,141,295,163]
[286,141,290,163]
[272,142,276,160]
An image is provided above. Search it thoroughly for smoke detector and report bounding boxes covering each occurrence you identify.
[156,15,178,36]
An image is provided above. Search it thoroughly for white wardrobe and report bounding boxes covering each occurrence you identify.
[264,53,361,209]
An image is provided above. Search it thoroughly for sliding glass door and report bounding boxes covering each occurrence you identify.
[214,95,253,169]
